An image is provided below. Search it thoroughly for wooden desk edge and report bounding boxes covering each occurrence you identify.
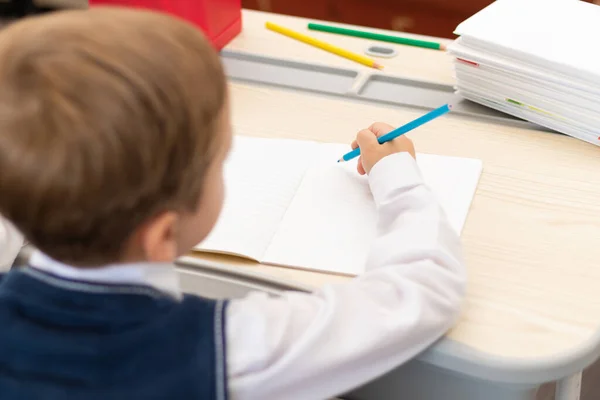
[177,256,600,385]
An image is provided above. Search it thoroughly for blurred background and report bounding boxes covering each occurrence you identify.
[243,0,600,38]
[3,1,600,39]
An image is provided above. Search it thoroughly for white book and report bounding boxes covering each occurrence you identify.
[449,38,600,99]
[454,0,600,84]
[195,136,482,276]
[453,64,600,132]
[457,88,597,145]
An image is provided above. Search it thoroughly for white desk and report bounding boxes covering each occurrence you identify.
[178,10,600,400]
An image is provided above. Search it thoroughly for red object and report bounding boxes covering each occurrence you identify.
[456,58,479,68]
[88,0,242,50]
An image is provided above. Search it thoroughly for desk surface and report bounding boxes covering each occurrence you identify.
[192,10,600,366]
[226,10,456,86]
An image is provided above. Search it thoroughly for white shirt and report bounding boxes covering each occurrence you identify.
[0,216,23,272]
[28,153,466,400]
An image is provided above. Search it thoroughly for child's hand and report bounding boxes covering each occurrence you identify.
[351,122,416,175]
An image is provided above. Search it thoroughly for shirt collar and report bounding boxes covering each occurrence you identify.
[28,251,182,301]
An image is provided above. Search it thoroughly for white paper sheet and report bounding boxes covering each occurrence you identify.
[454,0,600,83]
[264,144,375,275]
[199,136,316,260]
[264,143,482,275]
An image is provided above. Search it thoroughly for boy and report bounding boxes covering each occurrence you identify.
[0,7,466,400]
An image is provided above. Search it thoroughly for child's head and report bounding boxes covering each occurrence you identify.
[0,7,231,267]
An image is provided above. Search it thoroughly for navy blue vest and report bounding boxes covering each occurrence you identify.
[0,267,228,400]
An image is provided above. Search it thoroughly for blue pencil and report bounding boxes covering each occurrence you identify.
[337,104,452,162]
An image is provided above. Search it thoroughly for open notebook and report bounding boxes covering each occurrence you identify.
[194,136,482,276]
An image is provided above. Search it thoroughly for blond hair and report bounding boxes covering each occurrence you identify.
[0,7,226,266]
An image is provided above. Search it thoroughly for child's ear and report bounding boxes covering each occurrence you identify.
[138,211,180,263]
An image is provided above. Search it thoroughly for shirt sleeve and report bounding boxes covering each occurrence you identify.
[0,216,23,271]
[225,152,467,400]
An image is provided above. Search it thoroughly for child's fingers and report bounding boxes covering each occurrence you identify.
[355,129,379,151]
[357,156,366,175]
[369,122,396,138]
[351,139,358,150]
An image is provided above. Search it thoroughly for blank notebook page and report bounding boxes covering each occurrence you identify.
[199,136,317,260]
[454,0,600,81]
[263,143,376,275]
[263,142,482,275]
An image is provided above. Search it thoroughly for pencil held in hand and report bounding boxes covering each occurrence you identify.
[265,21,383,70]
[352,123,416,175]
[338,104,452,163]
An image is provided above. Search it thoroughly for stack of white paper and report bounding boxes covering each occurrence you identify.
[195,135,482,276]
[448,0,600,146]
